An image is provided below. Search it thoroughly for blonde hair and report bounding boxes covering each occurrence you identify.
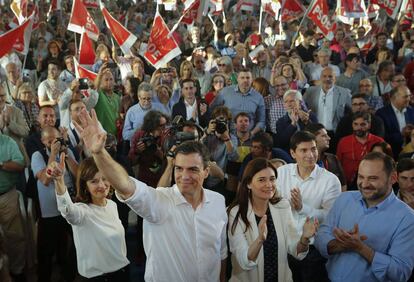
[180,60,195,79]
[16,82,34,101]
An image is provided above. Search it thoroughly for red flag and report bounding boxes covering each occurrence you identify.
[100,2,137,56]
[281,0,305,22]
[144,12,182,69]
[308,0,335,40]
[68,0,100,41]
[74,57,97,82]
[181,0,201,24]
[262,0,281,19]
[336,0,366,24]
[0,15,33,57]
[235,0,254,12]
[79,30,96,65]
[367,3,379,18]
[370,0,402,18]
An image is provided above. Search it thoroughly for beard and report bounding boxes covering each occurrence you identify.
[354,130,368,138]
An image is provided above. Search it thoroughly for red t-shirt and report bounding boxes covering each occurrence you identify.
[336,133,384,184]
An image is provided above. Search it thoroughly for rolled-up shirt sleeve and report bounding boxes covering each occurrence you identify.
[115,177,169,224]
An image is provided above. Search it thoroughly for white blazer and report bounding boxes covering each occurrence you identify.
[228,199,308,282]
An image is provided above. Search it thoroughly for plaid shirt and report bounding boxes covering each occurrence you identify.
[264,94,286,134]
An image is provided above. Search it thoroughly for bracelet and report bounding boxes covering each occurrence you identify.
[223,138,230,142]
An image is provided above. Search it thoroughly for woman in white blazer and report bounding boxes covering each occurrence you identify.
[228,158,318,282]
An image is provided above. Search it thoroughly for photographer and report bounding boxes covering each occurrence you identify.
[128,110,169,187]
[201,106,238,204]
[158,121,225,187]
[31,126,78,282]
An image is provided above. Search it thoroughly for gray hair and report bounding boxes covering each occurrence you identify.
[137,82,153,96]
[318,48,332,57]
[283,89,303,101]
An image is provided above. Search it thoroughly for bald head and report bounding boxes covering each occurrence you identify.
[5,62,19,83]
[41,126,61,149]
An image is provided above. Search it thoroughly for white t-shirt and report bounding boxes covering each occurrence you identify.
[56,191,129,278]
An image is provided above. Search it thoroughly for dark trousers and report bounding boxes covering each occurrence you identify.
[288,246,330,282]
[37,216,76,282]
[80,265,130,282]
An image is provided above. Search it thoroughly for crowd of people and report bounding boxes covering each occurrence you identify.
[1,0,414,281]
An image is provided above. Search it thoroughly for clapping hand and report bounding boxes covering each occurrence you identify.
[401,191,414,209]
[290,187,303,211]
[258,215,268,242]
[333,224,368,252]
[302,217,319,240]
[73,109,107,154]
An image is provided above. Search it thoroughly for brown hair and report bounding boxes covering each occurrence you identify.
[228,158,281,234]
[76,158,112,204]
[252,77,271,97]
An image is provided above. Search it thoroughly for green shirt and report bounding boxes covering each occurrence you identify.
[0,134,25,194]
[94,91,121,136]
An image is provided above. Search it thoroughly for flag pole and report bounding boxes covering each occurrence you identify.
[74,32,78,56]
[258,1,263,35]
[290,0,315,49]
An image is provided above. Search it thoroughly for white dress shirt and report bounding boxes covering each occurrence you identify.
[56,191,129,278]
[185,99,198,122]
[276,164,341,232]
[117,177,228,282]
[391,103,407,132]
[317,87,335,131]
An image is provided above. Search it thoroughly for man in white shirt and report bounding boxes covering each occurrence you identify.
[304,67,352,133]
[74,109,228,282]
[276,130,341,282]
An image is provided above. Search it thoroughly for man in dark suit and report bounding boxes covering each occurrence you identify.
[172,78,209,128]
[275,90,318,151]
[376,86,414,158]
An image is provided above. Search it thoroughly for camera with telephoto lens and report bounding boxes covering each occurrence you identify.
[139,135,157,148]
[166,132,198,158]
[214,118,228,134]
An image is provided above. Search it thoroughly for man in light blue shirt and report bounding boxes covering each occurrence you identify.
[315,152,414,282]
[122,83,164,141]
[210,68,265,135]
